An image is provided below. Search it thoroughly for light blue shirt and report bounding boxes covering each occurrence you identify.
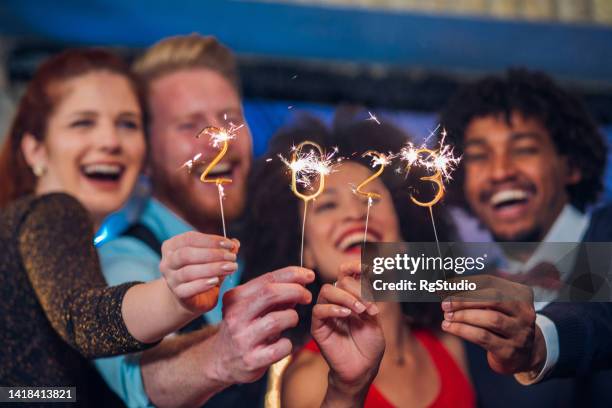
[94,198,241,407]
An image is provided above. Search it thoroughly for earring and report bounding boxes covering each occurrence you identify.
[32,164,46,177]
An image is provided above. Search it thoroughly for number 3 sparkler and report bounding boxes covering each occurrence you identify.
[408,148,444,208]
[400,129,461,259]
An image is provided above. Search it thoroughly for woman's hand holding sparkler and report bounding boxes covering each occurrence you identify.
[312,262,384,407]
[159,231,240,314]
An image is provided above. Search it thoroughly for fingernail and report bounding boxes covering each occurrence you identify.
[441,301,452,311]
[206,277,220,286]
[367,303,380,316]
[222,262,238,271]
[336,307,351,316]
[224,252,237,261]
[219,240,234,249]
[441,320,450,329]
[444,312,453,321]
[354,301,366,313]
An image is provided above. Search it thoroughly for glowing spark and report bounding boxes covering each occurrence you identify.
[197,123,244,149]
[279,144,340,193]
[291,74,298,80]
[355,150,390,200]
[181,152,203,172]
[266,158,273,162]
[367,111,381,125]
[398,129,460,183]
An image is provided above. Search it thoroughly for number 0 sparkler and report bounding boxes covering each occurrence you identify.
[280,141,338,267]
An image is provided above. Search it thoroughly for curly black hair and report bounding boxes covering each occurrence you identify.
[240,113,456,345]
[440,68,607,211]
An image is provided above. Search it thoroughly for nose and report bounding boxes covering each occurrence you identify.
[344,194,368,221]
[96,121,121,154]
[489,152,518,184]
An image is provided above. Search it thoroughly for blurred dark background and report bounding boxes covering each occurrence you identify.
[0,0,611,213]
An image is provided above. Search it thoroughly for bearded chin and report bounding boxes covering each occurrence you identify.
[152,171,245,231]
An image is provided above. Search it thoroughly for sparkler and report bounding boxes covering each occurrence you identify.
[178,121,243,312]
[279,141,338,267]
[367,111,381,125]
[354,151,390,245]
[194,122,244,238]
[398,128,461,258]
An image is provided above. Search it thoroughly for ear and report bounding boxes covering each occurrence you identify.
[21,133,48,168]
[565,160,582,186]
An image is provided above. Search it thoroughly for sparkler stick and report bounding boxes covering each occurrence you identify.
[355,151,389,245]
[280,141,337,267]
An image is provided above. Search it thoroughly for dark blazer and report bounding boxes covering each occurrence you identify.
[540,204,612,379]
[0,193,152,407]
[468,203,612,408]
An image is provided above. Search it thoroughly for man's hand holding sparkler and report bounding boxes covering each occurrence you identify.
[440,275,546,376]
[159,231,240,314]
[210,266,315,385]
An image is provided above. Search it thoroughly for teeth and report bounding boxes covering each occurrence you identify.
[338,232,376,251]
[207,162,232,175]
[83,164,122,175]
[490,189,529,206]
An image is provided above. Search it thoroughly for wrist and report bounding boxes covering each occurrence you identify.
[529,325,547,373]
[162,278,197,321]
[207,330,234,390]
[323,371,373,408]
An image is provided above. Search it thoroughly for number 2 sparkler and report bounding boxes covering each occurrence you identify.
[180,122,243,311]
[355,151,390,245]
[195,123,243,237]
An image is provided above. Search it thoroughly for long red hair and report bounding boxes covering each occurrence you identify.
[0,48,145,208]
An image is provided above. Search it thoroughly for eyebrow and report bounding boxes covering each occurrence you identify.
[464,138,487,148]
[117,111,141,118]
[69,110,97,117]
[464,131,543,148]
[509,131,542,142]
[68,110,140,117]
[174,112,205,122]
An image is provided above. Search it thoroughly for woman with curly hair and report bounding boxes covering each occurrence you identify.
[242,114,475,407]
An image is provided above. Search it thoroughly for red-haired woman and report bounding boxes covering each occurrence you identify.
[0,49,238,405]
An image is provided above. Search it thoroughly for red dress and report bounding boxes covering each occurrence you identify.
[301,329,476,408]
